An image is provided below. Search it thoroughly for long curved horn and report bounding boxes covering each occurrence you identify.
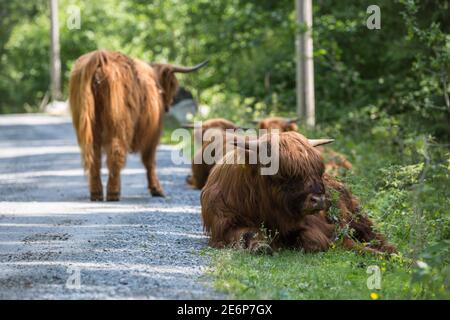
[308,139,334,147]
[181,123,195,129]
[171,60,209,73]
[250,120,260,124]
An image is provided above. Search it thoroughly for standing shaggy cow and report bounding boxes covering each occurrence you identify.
[69,49,207,201]
[255,116,352,176]
[201,131,395,254]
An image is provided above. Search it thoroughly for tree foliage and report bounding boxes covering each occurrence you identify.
[1,0,448,136]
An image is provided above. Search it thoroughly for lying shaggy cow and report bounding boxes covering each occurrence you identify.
[187,117,306,189]
[201,131,395,254]
[69,49,207,201]
[254,116,299,132]
[185,119,250,189]
[255,117,352,176]
[183,118,241,146]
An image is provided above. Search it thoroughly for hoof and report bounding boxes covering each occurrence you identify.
[90,192,104,202]
[106,192,120,201]
[250,242,273,255]
[150,188,165,197]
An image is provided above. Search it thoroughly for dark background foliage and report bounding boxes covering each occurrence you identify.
[1,0,448,139]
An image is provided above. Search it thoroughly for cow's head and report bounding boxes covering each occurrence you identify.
[182,118,242,146]
[234,131,334,216]
[256,117,299,132]
[151,60,208,112]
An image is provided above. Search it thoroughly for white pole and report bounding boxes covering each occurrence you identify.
[50,0,62,101]
[295,0,304,124]
[296,0,315,128]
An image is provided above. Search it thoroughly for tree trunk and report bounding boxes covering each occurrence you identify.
[49,0,61,101]
[296,0,315,128]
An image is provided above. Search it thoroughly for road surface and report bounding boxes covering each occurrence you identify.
[0,114,220,299]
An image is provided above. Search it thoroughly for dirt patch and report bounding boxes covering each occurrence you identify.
[23,233,71,243]
[55,219,85,226]
[0,251,61,262]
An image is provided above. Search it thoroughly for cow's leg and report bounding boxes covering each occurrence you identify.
[348,216,397,254]
[296,227,332,252]
[142,144,165,197]
[341,236,384,254]
[89,141,103,201]
[105,138,126,201]
[224,227,273,255]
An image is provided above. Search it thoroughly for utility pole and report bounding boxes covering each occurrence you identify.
[50,0,62,101]
[295,0,315,128]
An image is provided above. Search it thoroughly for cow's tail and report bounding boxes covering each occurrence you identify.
[69,51,107,171]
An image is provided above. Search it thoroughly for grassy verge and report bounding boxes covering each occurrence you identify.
[205,248,411,300]
[200,114,449,299]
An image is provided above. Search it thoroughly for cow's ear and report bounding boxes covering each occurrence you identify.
[232,137,259,151]
[153,64,179,112]
[308,139,334,147]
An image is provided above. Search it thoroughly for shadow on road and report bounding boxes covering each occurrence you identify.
[0,116,191,203]
[0,115,218,299]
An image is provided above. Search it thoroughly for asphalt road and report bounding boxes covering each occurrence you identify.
[0,114,220,299]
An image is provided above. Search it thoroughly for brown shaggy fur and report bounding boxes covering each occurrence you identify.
[317,146,353,176]
[257,117,352,176]
[258,117,299,132]
[200,118,239,132]
[186,119,246,189]
[191,118,239,146]
[188,127,255,189]
[201,131,395,254]
[69,50,189,201]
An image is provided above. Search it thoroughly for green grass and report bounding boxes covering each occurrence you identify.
[199,116,449,300]
[159,111,448,299]
[205,248,412,300]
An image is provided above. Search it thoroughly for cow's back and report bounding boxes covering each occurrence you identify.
[81,50,163,153]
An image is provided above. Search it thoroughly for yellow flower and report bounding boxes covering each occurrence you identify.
[370,292,379,300]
